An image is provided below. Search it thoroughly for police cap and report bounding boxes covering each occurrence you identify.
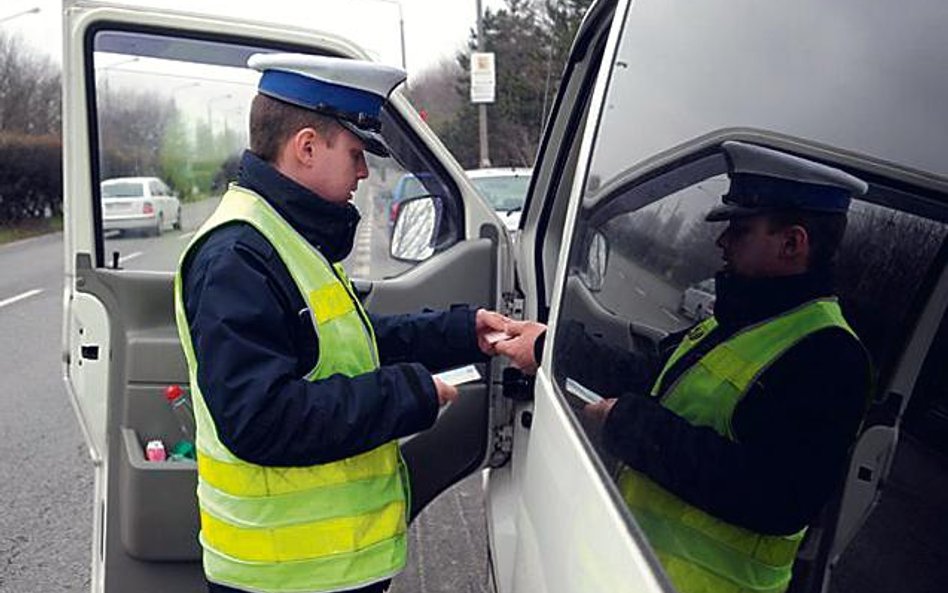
[248,53,407,157]
[706,141,868,222]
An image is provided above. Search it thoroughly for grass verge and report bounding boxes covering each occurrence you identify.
[0,216,63,246]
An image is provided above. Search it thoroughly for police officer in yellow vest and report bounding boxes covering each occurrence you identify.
[174,54,508,593]
[496,142,873,593]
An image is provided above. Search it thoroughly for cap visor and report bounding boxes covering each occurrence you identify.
[706,204,779,222]
[338,120,390,157]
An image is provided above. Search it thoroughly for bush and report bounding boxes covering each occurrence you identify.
[0,133,62,225]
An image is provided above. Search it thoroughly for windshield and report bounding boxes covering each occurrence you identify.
[398,176,430,200]
[470,175,530,211]
[101,182,145,198]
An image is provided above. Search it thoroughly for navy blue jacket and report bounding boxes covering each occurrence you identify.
[553,271,871,535]
[181,151,484,467]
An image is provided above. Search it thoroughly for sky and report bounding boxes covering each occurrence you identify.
[1,0,507,78]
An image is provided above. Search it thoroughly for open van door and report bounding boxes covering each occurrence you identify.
[62,2,508,591]
[486,0,948,592]
[484,1,673,592]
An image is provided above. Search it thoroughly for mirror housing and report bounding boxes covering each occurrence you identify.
[580,231,609,292]
[390,195,442,262]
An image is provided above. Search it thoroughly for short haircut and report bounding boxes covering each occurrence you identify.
[249,94,341,163]
[766,210,849,271]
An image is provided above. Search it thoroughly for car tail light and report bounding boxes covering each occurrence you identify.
[391,202,400,221]
[143,201,154,214]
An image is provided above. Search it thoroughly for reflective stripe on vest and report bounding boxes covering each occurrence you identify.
[173,186,408,593]
[620,299,857,593]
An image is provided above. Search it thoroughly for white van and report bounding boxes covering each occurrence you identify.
[62,1,948,592]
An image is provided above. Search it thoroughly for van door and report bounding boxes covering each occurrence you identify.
[485,1,673,592]
[491,0,948,592]
[62,3,507,592]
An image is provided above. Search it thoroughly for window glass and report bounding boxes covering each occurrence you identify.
[470,175,531,211]
[551,141,948,550]
[101,181,145,198]
[586,0,948,196]
[91,30,458,277]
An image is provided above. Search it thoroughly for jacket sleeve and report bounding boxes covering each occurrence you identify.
[602,329,870,535]
[369,306,486,371]
[183,231,439,467]
[548,320,666,397]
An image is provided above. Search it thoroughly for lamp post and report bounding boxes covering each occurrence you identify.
[171,82,201,100]
[0,6,40,25]
[367,0,406,71]
[96,57,140,112]
[207,93,233,136]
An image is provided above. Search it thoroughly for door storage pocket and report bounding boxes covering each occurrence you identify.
[119,427,201,561]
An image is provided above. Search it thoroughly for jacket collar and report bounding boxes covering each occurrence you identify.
[236,150,361,263]
[713,269,836,329]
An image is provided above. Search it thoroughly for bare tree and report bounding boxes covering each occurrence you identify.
[404,58,464,129]
[0,31,61,135]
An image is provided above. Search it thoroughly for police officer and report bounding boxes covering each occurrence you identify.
[497,142,873,593]
[174,54,508,593]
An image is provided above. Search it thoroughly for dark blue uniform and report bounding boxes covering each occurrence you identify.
[552,271,870,535]
[181,151,485,468]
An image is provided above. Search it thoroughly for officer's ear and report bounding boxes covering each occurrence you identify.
[288,127,320,165]
[780,224,810,261]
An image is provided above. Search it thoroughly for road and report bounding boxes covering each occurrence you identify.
[1,196,943,593]
[0,197,483,593]
[0,232,93,593]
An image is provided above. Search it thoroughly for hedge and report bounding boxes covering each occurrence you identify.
[0,134,63,225]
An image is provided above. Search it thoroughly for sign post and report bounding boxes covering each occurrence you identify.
[473,0,492,167]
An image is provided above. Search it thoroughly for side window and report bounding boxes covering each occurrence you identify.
[149,180,164,197]
[549,140,948,549]
[91,30,460,277]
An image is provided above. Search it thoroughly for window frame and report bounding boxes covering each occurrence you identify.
[83,22,464,270]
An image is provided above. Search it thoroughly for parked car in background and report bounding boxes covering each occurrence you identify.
[679,277,715,320]
[466,167,532,231]
[100,176,181,237]
[387,172,434,233]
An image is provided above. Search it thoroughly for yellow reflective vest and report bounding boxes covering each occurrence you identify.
[619,299,858,593]
[174,186,409,593]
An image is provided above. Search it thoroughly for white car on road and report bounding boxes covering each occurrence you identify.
[100,176,181,237]
[466,167,532,232]
[679,277,715,320]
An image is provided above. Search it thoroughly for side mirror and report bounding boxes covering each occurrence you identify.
[390,195,442,262]
[580,231,609,292]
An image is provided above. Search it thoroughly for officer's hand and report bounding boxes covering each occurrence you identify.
[475,308,511,356]
[433,377,459,406]
[583,398,617,424]
[495,320,546,375]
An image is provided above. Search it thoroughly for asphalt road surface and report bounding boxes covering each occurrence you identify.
[0,197,483,593]
[1,195,944,592]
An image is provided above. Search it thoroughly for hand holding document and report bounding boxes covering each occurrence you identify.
[565,378,604,405]
[434,364,482,386]
[483,330,510,345]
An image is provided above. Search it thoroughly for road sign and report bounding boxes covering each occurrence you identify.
[470,52,496,104]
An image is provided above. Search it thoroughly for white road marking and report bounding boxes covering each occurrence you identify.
[118,251,143,264]
[634,286,646,296]
[661,307,682,323]
[179,231,196,240]
[352,204,374,278]
[0,288,44,310]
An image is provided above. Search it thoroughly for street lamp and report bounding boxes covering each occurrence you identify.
[207,93,233,135]
[170,81,201,105]
[97,57,140,112]
[366,0,406,71]
[0,6,40,25]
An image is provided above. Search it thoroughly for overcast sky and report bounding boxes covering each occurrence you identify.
[1,0,507,78]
